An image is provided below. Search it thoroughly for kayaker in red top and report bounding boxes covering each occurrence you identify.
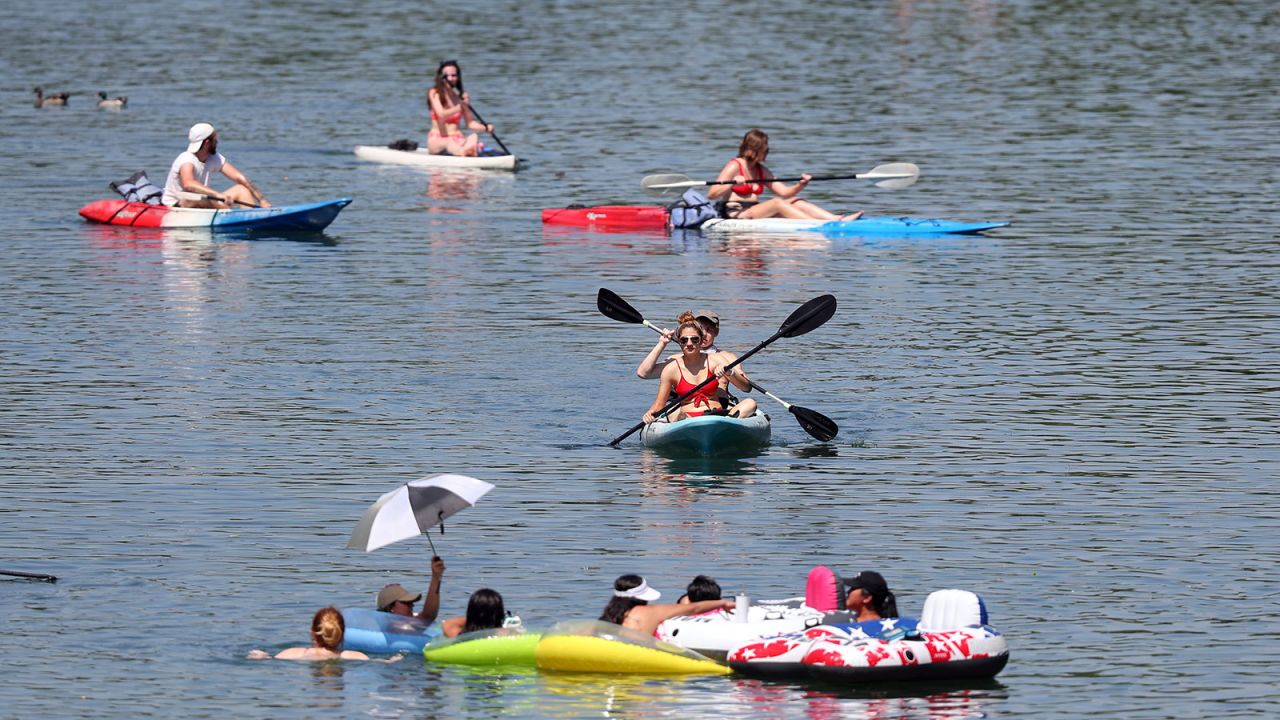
[637,310,758,420]
[707,128,861,221]
[161,123,269,209]
[427,60,493,157]
[643,318,753,424]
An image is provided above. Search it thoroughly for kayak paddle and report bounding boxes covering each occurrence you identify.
[465,101,511,156]
[607,292,837,447]
[175,190,261,208]
[641,163,919,195]
[597,288,840,443]
[1,569,57,583]
[744,380,838,442]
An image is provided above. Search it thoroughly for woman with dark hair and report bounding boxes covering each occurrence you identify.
[844,571,899,620]
[600,574,734,636]
[706,128,861,221]
[441,588,507,638]
[426,60,493,157]
[681,575,722,604]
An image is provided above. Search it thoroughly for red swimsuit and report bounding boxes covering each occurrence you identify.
[674,360,721,417]
[731,158,765,197]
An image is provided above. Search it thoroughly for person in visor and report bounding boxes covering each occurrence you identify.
[598,574,734,637]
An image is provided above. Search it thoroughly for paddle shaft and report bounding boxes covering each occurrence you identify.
[745,380,789,409]
[465,103,511,155]
[2,569,57,582]
[175,190,261,208]
[708,172,887,186]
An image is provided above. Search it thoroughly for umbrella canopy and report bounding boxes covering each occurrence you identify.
[347,473,495,552]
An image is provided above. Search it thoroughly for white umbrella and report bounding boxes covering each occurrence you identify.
[347,473,495,553]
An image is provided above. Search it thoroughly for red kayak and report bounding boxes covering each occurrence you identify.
[541,205,667,231]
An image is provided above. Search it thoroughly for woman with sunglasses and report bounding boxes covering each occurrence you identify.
[707,128,862,221]
[637,311,758,420]
[427,60,493,157]
[643,318,752,424]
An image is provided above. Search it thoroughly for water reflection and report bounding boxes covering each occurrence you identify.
[728,678,1009,720]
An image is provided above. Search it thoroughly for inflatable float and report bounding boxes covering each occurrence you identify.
[340,608,442,654]
[727,589,1009,682]
[423,628,542,667]
[657,565,898,659]
[535,621,728,675]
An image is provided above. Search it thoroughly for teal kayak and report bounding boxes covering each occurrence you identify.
[640,413,771,457]
[701,216,1008,236]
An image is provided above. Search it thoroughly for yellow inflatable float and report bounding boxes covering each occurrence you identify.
[534,621,729,675]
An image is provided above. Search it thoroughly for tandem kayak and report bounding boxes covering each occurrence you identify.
[78,198,352,232]
[354,145,517,170]
[541,205,668,230]
[701,216,1008,236]
[640,412,771,457]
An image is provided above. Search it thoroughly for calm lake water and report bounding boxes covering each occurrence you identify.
[2,0,1278,717]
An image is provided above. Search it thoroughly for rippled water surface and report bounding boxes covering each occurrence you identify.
[2,1,1278,718]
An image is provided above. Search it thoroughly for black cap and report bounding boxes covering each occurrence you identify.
[845,571,889,598]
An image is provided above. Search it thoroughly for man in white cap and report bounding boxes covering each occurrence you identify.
[161,122,270,208]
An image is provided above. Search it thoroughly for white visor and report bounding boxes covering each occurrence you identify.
[614,579,661,601]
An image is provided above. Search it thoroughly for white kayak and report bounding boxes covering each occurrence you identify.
[353,145,517,170]
[640,412,771,457]
[701,216,1009,235]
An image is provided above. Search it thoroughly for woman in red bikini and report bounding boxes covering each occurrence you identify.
[426,60,493,157]
[643,319,752,424]
[706,128,862,221]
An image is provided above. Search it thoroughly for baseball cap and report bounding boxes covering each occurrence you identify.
[844,571,889,598]
[187,123,215,153]
[694,309,720,327]
[376,583,422,611]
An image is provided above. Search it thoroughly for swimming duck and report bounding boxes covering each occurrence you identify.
[97,92,127,109]
[33,87,71,107]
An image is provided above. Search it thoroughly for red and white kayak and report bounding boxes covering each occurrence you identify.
[78,198,352,232]
[541,205,668,231]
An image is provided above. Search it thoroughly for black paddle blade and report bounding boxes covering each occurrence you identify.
[778,294,837,338]
[790,405,839,442]
[597,288,644,324]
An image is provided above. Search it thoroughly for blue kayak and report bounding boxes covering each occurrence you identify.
[701,216,1008,236]
[640,413,771,457]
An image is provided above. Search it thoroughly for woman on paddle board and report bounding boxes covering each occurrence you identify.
[707,129,862,221]
[427,60,493,157]
[643,319,753,423]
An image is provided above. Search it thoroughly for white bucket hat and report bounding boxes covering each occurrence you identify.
[187,123,215,153]
[614,577,661,601]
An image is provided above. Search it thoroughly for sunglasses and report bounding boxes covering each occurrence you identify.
[678,336,703,345]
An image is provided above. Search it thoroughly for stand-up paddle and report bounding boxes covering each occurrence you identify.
[465,102,511,156]
[2,569,57,583]
[641,163,919,195]
[597,288,840,443]
[605,291,837,447]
